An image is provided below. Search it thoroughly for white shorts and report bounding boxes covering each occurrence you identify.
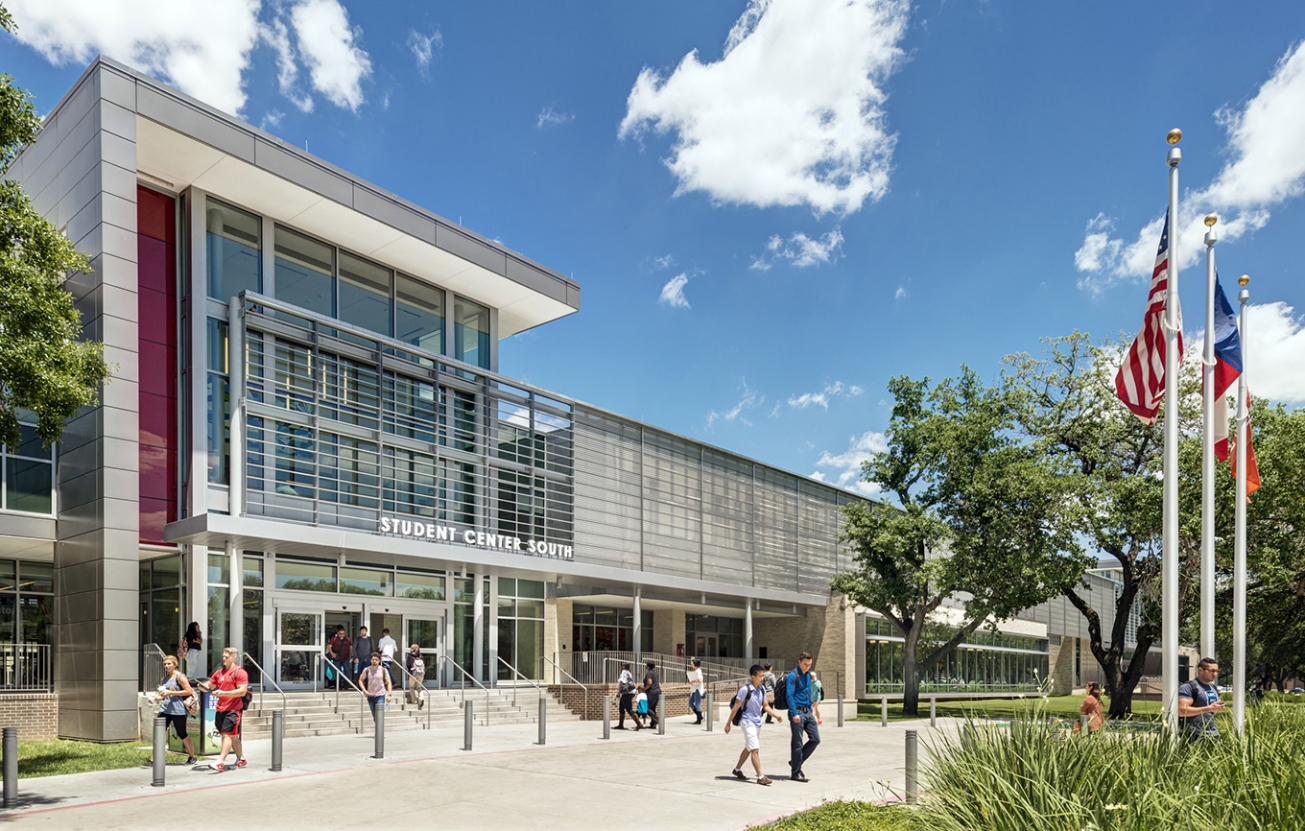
[741,721,761,751]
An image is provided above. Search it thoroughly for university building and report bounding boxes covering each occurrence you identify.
[5,58,1141,741]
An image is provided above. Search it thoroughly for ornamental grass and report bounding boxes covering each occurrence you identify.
[915,701,1305,830]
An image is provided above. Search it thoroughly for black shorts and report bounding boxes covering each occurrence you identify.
[215,710,242,736]
[163,712,188,739]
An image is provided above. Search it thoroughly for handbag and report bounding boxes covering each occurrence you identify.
[184,694,200,717]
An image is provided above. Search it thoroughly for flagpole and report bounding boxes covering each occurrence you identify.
[1233,276,1250,734]
[1201,215,1218,661]
[1162,129,1181,735]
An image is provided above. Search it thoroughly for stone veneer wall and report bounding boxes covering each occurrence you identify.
[0,694,60,741]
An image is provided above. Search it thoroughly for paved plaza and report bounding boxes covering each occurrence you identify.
[0,708,954,830]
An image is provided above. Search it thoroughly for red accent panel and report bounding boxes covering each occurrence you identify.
[137,186,179,544]
[138,340,177,398]
[139,393,177,448]
[137,187,175,243]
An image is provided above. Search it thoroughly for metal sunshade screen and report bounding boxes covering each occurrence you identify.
[572,410,644,571]
[701,451,754,587]
[639,431,703,580]
[754,469,800,592]
[798,485,840,594]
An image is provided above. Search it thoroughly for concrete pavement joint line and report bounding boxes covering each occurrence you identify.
[0,727,729,819]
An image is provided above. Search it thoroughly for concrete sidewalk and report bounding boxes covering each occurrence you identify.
[0,713,956,830]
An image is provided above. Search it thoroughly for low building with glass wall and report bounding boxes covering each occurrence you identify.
[5,58,1139,740]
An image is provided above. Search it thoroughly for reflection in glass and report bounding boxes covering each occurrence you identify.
[6,459,52,514]
[275,560,336,592]
[207,200,262,301]
[339,252,393,336]
[396,572,445,600]
[454,298,490,369]
[339,567,391,596]
[274,226,335,319]
[396,274,443,354]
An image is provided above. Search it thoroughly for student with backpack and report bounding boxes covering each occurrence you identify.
[784,651,820,782]
[724,664,785,785]
[405,643,427,709]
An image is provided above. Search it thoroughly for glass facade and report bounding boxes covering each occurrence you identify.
[206,199,261,300]
[454,297,491,369]
[275,226,335,319]
[396,273,444,354]
[496,577,545,680]
[864,617,1049,694]
[572,605,653,652]
[139,554,183,688]
[0,560,54,645]
[1,422,54,515]
[686,614,745,659]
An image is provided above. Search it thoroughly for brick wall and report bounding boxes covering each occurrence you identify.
[752,593,855,699]
[0,694,59,740]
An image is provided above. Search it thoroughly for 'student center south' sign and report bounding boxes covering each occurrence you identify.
[379,516,574,560]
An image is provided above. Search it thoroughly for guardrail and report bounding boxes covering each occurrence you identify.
[437,655,491,724]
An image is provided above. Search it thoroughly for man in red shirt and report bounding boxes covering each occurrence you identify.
[204,646,249,771]
[328,625,352,685]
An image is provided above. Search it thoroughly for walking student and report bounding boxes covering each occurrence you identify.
[786,651,820,782]
[157,655,197,765]
[377,627,399,686]
[328,625,352,684]
[687,657,704,724]
[1075,681,1104,734]
[724,664,784,785]
[359,652,393,718]
[353,626,376,682]
[405,643,426,708]
[181,622,203,677]
[635,684,649,729]
[643,659,661,729]
[205,646,249,772]
[762,664,777,723]
[616,662,637,729]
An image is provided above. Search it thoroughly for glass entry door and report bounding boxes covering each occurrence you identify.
[696,634,719,659]
[276,609,322,689]
[405,615,444,688]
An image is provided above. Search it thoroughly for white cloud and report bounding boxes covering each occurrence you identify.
[290,0,371,112]
[752,228,844,269]
[788,381,864,410]
[263,17,313,112]
[811,430,887,495]
[619,0,910,215]
[658,273,691,309]
[652,254,675,270]
[408,28,442,77]
[1076,40,1305,291]
[707,379,764,429]
[260,109,285,130]
[1246,301,1305,403]
[8,0,263,115]
[7,0,374,116]
[894,286,907,300]
[535,106,574,129]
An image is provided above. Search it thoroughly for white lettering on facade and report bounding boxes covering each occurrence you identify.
[379,514,572,560]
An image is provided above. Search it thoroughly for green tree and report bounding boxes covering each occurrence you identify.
[0,8,110,449]
[833,369,1089,715]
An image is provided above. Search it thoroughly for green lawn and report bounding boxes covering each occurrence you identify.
[17,739,189,778]
[856,694,1163,723]
[764,802,918,830]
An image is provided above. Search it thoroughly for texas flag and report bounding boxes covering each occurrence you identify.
[1209,276,1243,462]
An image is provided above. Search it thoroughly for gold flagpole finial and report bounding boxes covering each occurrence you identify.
[1204,214,1218,227]
[1238,274,1249,287]
[1167,128,1183,145]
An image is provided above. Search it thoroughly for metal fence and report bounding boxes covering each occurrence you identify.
[0,643,51,691]
[569,650,784,686]
[141,644,166,694]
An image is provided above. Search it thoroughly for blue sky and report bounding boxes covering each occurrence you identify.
[5,0,1305,495]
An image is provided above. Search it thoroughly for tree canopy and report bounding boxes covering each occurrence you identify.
[0,8,110,449]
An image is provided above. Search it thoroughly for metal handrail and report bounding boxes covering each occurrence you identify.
[242,652,287,715]
[322,653,368,730]
[437,655,491,723]
[496,656,545,709]
[543,654,589,720]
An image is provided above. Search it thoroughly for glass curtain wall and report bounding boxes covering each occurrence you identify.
[339,252,393,336]
[274,227,335,319]
[863,618,1049,694]
[454,298,490,369]
[139,554,183,689]
[685,615,744,659]
[496,578,544,680]
[571,605,653,652]
[453,576,489,680]
[243,555,263,681]
[206,319,229,484]
[206,199,261,301]
[206,547,231,675]
[1,420,54,513]
[396,274,444,354]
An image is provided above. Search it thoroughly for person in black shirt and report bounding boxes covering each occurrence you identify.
[353,626,376,683]
[643,660,661,729]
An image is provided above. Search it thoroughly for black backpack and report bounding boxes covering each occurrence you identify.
[772,672,790,711]
[732,686,755,726]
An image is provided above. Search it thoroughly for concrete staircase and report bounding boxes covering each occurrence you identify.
[239,686,579,740]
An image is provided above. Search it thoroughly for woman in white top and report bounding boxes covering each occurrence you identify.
[686,657,705,724]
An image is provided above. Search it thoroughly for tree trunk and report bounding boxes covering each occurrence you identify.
[902,638,921,716]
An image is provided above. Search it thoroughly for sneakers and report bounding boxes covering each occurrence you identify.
[732,768,747,781]
[791,771,810,783]
[236,759,248,768]
[757,776,773,786]
[185,756,197,765]
[214,762,227,772]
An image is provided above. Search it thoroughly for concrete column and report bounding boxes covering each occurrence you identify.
[632,588,641,664]
[473,575,485,683]
[543,597,572,685]
[227,541,242,665]
[745,600,754,660]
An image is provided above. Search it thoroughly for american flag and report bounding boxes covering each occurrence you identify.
[1115,211,1183,423]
